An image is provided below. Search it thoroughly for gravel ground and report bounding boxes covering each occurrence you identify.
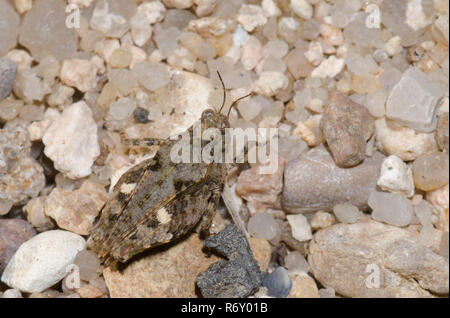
[0,0,448,298]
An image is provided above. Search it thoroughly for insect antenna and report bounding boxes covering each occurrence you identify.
[227,93,252,118]
[216,71,251,118]
[217,71,227,114]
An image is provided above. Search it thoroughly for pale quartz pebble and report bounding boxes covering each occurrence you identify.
[19,105,44,122]
[291,0,313,20]
[68,0,95,8]
[18,0,77,61]
[241,36,263,71]
[412,152,449,191]
[43,101,100,179]
[238,4,267,32]
[109,48,132,68]
[262,0,281,17]
[163,0,193,9]
[255,72,288,97]
[386,67,443,133]
[0,98,23,122]
[333,204,362,224]
[406,0,430,31]
[47,85,75,108]
[6,50,32,72]
[433,14,449,45]
[236,96,262,122]
[44,181,108,235]
[130,14,153,47]
[27,108,61,141]
[414,200,433,226]
[13,69,51,102]
[127,45,147,69]
[320,24,344,47]
[37,55,60,86]
[426,184,449,231]
[1,230,86,293]
[293,118,322,147]
[247,212,280,241]
[306,98,324,113]
[256,56,286,74]
[385,36,403,56]
[14,0,32,14]
[60,58,102,93]
[135,1,166,24]
[284,47,315,79]
[368,191,414,227]
[194,0,218,17]
[132,61,170,91]
[304,41,323,66]
[375,118,439,161]
[418,223,442,252]
[311,56,344,78]
[2,289,22,298]
[187,17,234,38]
[167,47,196,72]
[94,39,120,61]
[107,68,137,96]
[154,27,181,59]
[310,211,336,231]
[262,40,288,59]
[90,0,134,38]
[287,214,312,242]
[285,251,309,275]
[108,97,136,121]
[0,2,18,52]
[377,155,415,197]
[74,250,102,282]
[23,197,55,232]
[345,52,379,75]
[351,74,379,94]
[178,32,215,62]
[365,90,387,118]
[278,17,301,44]
[315,2,330,22]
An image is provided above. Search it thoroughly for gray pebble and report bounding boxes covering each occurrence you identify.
[133,107,150,123]
[0,57,17,101]
[262,267,292,298]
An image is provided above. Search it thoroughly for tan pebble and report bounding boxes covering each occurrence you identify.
[77,285,103,298]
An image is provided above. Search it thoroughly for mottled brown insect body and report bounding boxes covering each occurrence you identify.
[88,110,232,266]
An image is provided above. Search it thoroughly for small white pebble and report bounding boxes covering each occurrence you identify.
[287,214,312,242]
[311,55,344,78]
[291,0,313,20]
[385,36,403,56]
[262,0,281,17]
[237,4,268,32]
[304,41,323,66]
[2,289,22,298]
[255,71,288,97]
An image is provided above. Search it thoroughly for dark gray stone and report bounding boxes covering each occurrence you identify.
[133,107,150,124]
[196,224,263,298]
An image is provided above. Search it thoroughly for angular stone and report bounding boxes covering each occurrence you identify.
[197,225,263,298]
[44,181,107,235]
[309,221,448,297]
[282,147,385,213]
[377,155,415,197]
[320,91,375,167]
[368,191,414,227]
[43,101,100,179]
[386,67,444,133]
[286,214,312,242]
[103,234,219,297]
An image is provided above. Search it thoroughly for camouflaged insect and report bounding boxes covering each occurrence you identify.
[88,74,246,267]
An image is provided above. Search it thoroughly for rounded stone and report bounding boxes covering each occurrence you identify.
[1,230,86,293]
[262,267,292,298]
